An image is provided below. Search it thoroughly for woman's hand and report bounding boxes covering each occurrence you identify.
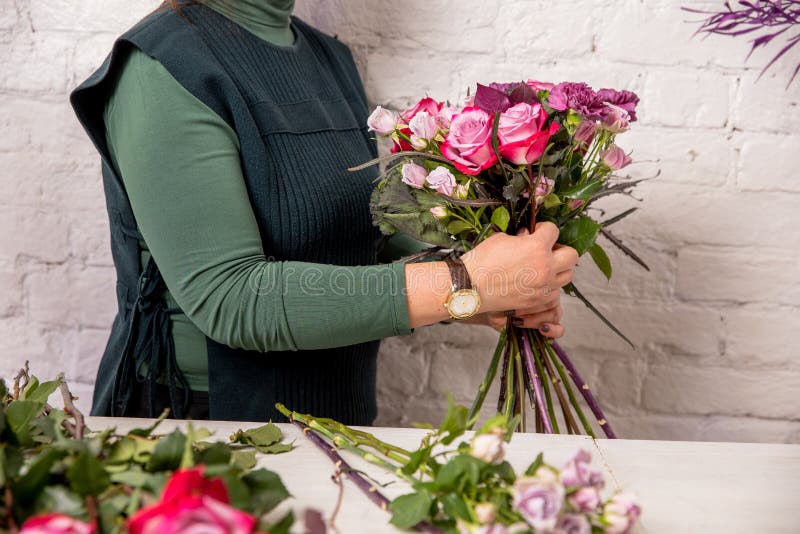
[464,302,565,338]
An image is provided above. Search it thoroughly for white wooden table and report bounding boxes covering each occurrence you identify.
[87,417,800,533]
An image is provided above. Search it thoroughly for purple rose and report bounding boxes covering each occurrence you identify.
[569,486,601,513]
[597,89,639,122]
[555,514,591,534]
[560,450,605,489]
[600,145,632,171]
[547,82,606,120]
[513,469,565,532]
[603,493,641,534]
[426,166,457,196]
[401,162,428,189]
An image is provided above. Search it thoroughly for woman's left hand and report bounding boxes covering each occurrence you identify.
[462,305,565,339]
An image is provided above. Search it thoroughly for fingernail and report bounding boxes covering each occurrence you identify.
[512,318,524,327]
[540,324,551,333]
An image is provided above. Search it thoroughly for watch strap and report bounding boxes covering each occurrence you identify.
[444,256,472,291]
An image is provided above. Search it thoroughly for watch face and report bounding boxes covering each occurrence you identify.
[447,289,481,319]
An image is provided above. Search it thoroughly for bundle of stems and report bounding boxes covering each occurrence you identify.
[467,323,616,438]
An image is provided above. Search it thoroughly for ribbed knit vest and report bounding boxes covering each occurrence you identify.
[70,3,382,424]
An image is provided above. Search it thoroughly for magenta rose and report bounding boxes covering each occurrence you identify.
[441,107,497,175]
[497,102,560,165]
[513,468,565,532]
[603,493,641,534]
[560,449,605,489]
[600,145,632,170]
[128,467,256,534]
[20,514,94,534]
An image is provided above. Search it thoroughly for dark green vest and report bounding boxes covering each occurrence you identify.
[70,3,382,424]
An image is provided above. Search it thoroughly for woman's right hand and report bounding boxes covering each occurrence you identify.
[460,222,578,315]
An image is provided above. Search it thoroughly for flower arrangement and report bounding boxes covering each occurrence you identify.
[278,400,641,533]
[1,364,296,534]
[364,79,646,437]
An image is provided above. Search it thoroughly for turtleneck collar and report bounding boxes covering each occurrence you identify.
[200,0,296,47]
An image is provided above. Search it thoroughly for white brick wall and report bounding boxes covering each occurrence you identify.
[1,0,798,443]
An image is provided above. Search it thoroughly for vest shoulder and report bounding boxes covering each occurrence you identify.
[293,17,354,59]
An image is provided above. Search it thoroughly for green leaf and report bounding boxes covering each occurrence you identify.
[68,450,111,497]
[242,422,283,447]
[196,442,232,466]
[543,193,562,209]
[265,511,294,534]
[559,179,602,201]
[558,216,601,256]
[231,450,257,471]
[34,486,87,520]
[435,454,481,492]
[401,446,431,476]
[446,219,473,235]
[109,466,150,488]
[243,468,291,516]
[589,243,612,280]
[22,379,62,403]
[565,283,634,348]
[5,400,45,446]
[494,461,516,484]
[440,493,471,522]
[438,395,468,445]
[146,429,186,472]
[490,206,510,232]
[524,452,545,476]
[252,442,294,455]
[14,448,65,504]
[128,409,169,438]
[389,490,433,530]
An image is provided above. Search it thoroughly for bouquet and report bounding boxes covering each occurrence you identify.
[362,79,647,437]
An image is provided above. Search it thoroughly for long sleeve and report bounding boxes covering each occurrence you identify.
[103,48,411,354]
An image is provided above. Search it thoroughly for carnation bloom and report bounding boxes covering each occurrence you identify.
[597,88,639,121]
[426,166,457,196]
[401,162,427,189]
[497,102,560,165]
[600,145,632,171]
[20,514,95,534]
[367,105,399,136]
[560,449,605,489]
[603,493,641,534]
[441,107,498,175]
[513,468,565,532]
[548,82,606,120]
[128,466,255,534]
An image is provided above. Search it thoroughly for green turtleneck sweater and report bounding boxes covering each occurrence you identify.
[103,0,427,392]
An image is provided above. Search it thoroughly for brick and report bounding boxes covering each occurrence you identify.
[737,133,800,192]
[71,327,108,383]
[26,264,116,327]
[376,335,430,399]
[642,363,800,420]
[30,0,155,33]
[732,70,800,134]
[0,208,70,263]
[0,32,73,94]
[677,247,800,305]
[640,67,731,128]
[723,307,800,368]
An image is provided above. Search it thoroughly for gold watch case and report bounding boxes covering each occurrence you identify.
[444,288,481,319]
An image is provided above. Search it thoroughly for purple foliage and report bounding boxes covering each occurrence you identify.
[684,1,800,85]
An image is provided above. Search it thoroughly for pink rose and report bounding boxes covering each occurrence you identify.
[437,106,460,128]
[601,104,630,133]
[600,145,632,170]
[603,493,641,534]
[555,514,591,534]
[560,449,605,489]
[526,79,555,92]
[409,111,439,141]
[513,468,565,532]
[128,467,255,534]
[20,514,94,534]
[392,97,442,153]
[367,105,399,136]
[426,166,457,196]
[401,162,428,189]
[497,102,560,165]
[441,107,497,175]
[569,486,602,513]
[574,119,597,147]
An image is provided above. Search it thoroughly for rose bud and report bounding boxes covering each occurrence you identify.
[453,183,469,200]
[426,166,457,196]
[574,119,597,147]
[438,106,459,128]
[602,493,642,534]
[401,163,428,189]
[533,177,555,206]
[600,145,632,170]
[470,432,506,464]
[560,449,605,489]
[429,206,448,219]
[409,111,439,141]
[367,105,399,136]
[475,502,497,525]
[601,103,630,133]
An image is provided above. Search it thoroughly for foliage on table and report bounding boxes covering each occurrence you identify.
[364,79,649,437]
[0,365,295,534]
[278,400,641,534]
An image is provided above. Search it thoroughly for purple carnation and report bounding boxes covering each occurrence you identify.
[597,88,639,121]
[547,82,606,120]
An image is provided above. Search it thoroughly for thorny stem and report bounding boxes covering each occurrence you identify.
[12,361,30,400]
[58,374,85,440]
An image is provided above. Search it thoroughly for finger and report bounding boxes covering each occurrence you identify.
[512,306,563,329]
[539,323,565,339]
[531,221,559,247]
[487,314,508,332]
[552,245,579,272]
[516,227,530,236]
[554,268,573,288]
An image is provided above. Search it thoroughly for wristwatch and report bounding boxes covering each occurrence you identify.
[443,256,481,319]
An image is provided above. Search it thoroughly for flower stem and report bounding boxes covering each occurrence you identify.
[467,328,508,427]
[551,342,617,438]
[543,341,595,438]
[519,330,553,433]
[533,335,580,434]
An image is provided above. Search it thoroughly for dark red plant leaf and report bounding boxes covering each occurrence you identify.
[475,83,512,113]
